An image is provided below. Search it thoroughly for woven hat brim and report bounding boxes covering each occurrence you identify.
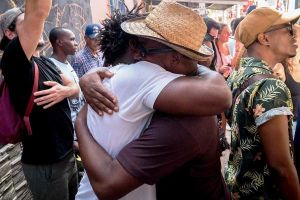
[121,17,213,61]
[142,36,213,62]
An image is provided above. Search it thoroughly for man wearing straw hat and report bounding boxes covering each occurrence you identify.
[226,7,300,199]
[75,2,231,200]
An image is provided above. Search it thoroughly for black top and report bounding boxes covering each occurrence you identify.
[117,112,230,200]
[1,38,74,164]
[285,67,300,119]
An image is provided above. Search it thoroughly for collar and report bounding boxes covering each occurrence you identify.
[84,46,101,58]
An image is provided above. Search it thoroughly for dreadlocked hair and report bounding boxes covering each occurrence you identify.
[100,2,145,66]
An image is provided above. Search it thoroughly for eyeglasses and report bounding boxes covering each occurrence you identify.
[204,33,217,42]
[264,23,294,37]
[138,45,174,57]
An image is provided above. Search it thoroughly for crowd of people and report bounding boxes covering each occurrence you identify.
[0,0,300,200]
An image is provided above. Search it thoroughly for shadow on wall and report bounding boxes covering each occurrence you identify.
[0,0,93,57]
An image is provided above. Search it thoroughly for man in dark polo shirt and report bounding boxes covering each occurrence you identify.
[0,1,79,199]
[76,104,230,200]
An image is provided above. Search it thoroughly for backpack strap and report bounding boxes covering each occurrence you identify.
[232,74,275,108]
[23,62,39,135]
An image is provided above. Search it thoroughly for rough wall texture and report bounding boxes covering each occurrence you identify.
[0,144,32,200]
[0,0,93,56]
[0,1,94,198]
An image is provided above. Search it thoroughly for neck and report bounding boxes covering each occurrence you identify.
[247,46,284,70]
[88,46,98,56]
[52,52,67,63]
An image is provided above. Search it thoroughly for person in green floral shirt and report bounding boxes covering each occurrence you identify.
[226,7,300,200]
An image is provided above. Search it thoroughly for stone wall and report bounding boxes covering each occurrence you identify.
[0,0,93,56]
[0,143,31,200]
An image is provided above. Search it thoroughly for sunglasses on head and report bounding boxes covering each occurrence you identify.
[138,44,174,57]
[264,23,294,37]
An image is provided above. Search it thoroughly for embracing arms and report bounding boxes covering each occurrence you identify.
[75,106,142,200]
[80,66,231,116]
[153,66,231,115]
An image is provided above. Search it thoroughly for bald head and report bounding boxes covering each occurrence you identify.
[49,27,78,57]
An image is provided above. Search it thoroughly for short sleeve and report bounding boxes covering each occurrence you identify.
[114,61,183,121]
[249,79,293,126]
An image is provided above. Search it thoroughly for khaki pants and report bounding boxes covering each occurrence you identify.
[22,152,78,200]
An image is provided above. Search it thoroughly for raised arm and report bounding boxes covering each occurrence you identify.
[18,0,52,59]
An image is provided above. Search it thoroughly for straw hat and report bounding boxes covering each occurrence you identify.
[121,1,213,62]
[236,7,300,48]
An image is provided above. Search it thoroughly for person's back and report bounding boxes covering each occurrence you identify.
[77,61,181,200]
[153,113,229,200]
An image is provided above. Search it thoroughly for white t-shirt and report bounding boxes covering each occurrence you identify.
[49,58,85,129]
[76,61,183,200]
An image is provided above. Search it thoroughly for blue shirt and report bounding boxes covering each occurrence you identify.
[71,46,104,78]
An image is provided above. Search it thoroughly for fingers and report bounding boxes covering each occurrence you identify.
[43,100,58,109]
[43,81,58,86]
[34,81,59,97]
[34,93,55,105]
[97,70,114,79]
[34,88,52,97]
[95,88,118,110]
[89,103,104,116]
[87,96,116,116]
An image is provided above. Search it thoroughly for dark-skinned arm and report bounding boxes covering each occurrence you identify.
[81,66,231,116]
[259,115,300,200]
[75,105,142,200]
[79,68,119,116]
[154,67,231,115]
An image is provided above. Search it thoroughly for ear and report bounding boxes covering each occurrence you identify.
[57,39,63,47]
[170,52,181,68]
[129,40,143,61]
[257,33,270,46]
[4,29,17,40]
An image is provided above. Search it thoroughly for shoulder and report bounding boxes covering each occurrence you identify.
[1,37,32,74]
[255,78,289,93]
[2,37,25,60]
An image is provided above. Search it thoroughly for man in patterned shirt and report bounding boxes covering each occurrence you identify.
[226,7,300,199]
[71,24,104,78]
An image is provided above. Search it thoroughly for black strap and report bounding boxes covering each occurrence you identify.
[232,74,275,106]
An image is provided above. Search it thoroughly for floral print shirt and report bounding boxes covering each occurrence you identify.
[225,57,294,199]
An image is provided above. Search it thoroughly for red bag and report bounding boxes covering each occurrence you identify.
[0,63,39,144]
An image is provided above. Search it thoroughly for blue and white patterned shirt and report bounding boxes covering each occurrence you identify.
[71,46,104,78]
